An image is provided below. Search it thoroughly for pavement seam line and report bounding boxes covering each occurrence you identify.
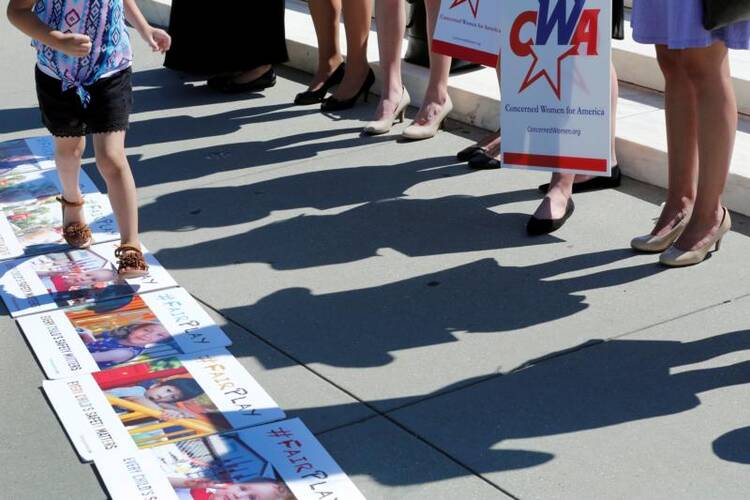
[190,293,518,499]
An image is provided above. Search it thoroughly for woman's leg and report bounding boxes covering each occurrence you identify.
[332,0,373,100]
[672,42,736,250]
[92,132,140,248]
[371,0,406,121]
[413,0,452,124]
[650,45,700,236]
[55,136,87,227]
[307,0,345,91]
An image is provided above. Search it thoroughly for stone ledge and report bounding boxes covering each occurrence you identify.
[138,0,750,217]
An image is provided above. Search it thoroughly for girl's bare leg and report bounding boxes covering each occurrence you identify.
[672,42,736,250]
[371,0,406,121]
[92,132,140,248]
[307,0,344,91]
[55,136,87,227]
[332,0,372,100]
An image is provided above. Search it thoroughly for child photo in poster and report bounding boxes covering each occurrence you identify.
[94,358,231,450]
[155,434,295,500]
[30,248,130,307]
[70,295,183,370]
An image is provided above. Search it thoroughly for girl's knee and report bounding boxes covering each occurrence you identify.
[95,149,128,176]
[55,138,85,162]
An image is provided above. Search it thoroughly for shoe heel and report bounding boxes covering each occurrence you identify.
[715,238,723,252]
[399,109,406,123]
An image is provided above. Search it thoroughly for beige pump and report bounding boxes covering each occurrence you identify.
[363,87,411,135]
[659,208,731,267]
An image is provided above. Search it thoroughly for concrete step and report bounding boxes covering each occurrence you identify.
[136,0,750,217]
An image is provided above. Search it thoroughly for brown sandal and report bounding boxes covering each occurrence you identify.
[114,244,149,278]
[57,195,92,249]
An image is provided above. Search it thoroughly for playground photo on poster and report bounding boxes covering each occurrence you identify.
[18,288,232,379]
[0,240,176,317]
[43,348,285,461]
[0,136,55,173]
[0,167,118,260]
[94,418,366,500]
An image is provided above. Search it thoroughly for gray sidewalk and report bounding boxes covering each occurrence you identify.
[1,20,749,500]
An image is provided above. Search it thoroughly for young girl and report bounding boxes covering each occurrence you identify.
[629,1,747,266]
[7,0,171,276]
[79,320,172,369]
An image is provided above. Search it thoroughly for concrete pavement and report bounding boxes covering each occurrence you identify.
[1,19,749,499]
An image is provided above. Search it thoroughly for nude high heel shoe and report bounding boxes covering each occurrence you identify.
[401,95,453,141]
[659,208,732,267]
[631,211,690,253]
[363,87,411,135]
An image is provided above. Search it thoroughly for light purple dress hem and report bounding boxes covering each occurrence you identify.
[631,0,750,51]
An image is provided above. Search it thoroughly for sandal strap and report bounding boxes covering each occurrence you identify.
[114,244,144,258]
[56,195,85,208]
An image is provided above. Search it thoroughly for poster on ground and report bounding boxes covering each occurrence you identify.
[0,136,56,173]
[0,241,176,317]
[43,348,286,462]
[0,167,118,260]
[432,0,502,67]
[94,418,366,500]
[18,288,231,379]
[500,0,612,176]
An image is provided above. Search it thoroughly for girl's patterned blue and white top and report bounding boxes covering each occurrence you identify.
[32,0,133,106]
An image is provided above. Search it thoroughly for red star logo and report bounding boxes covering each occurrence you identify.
[450,0,480,18]
[519,44,578,99]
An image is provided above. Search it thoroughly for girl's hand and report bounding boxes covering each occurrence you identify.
[140,27,171,53]
[51,32,92,57]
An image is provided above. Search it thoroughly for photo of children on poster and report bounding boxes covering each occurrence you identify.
[0,241,176,317]
[17,288,232,378]
[43,349,284,461]
[0,168,118,259]
[94,419,366,500]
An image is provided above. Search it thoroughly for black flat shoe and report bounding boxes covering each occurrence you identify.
[208,67,276,93]
[527,198,575,236]
[467,149,501,170]
[537,165,621,193]
[457,130,500,161]
[321,68,375,112]
[458,145,487,162]
[295,63,346,105]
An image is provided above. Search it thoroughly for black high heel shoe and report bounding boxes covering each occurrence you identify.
[295,63,346,105]
[321,68,375,112]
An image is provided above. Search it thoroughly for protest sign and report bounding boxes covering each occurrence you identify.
[95,419,366,500]
[18,288,231,379]
[433,0,502,67]
[44,348,285,461]
[0,241,176,317]
[500,0,612,176]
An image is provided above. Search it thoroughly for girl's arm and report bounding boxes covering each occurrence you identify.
[122,0,171,53]
[7,0,92,57]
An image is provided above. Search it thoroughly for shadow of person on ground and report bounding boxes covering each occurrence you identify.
[281,329,750,481]
[713,425,750,464]
[214,253,658,370]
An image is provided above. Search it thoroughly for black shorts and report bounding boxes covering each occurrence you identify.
[35,66,133,137]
